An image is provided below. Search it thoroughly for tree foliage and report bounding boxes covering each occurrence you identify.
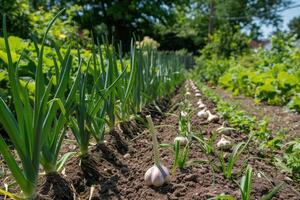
[288,16,300,39]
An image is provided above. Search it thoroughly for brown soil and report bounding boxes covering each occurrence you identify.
[1,83,300,199]
[37,173,73,200]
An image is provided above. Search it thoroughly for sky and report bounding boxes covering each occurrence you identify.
[261,0,300,38]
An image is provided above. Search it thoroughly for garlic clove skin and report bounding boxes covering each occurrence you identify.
[207,110,219,122]
[197,108,208,119]
[216,136,232,150]
[174,136,189,146]
[144,164,170,187]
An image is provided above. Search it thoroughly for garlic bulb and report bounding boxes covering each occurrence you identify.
[196,100,206,108]
[174,136,189,146]
[196,99,203,105]
[144,164,170,187]
[216,123,235,135]
[145,115,170,187]
[180,111,188,117]
[186,91,191,95]
[197,108,208,119]
[195,93,202,97]
[198,102,206,109]
[216,135,232,150]
[207,110,219,122]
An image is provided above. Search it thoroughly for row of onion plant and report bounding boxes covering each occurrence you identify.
[0,11,186,199]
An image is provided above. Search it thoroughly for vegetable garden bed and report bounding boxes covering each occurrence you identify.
[2,81,297,199]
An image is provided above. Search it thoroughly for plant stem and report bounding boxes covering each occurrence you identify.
[146,115,160,166]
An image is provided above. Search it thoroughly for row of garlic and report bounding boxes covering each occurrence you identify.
[144,81,236,187]
[187,80,233,150]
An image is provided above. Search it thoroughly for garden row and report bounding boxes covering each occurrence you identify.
[196,34,300,111]
[0,13,185,199]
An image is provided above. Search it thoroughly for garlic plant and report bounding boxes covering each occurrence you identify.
[175,110,189,145]
[207,110,219,122]
[216,135,232,150]
[145,115,170,187]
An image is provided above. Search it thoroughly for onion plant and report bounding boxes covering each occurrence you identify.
[69,44,128,155]
[0,10,65,199]
[40,47,81,173]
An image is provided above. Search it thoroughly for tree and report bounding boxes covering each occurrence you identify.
[154,0,293,52]
[288,16,300,38]
[0,0,32,37]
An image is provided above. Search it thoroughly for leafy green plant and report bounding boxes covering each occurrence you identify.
[275,139,300,179]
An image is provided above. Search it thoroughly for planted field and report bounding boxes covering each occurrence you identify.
[1,1,300,200]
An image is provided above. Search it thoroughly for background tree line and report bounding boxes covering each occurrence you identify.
[1,0,298,52]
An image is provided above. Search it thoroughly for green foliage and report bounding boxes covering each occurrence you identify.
[0,11,66,199]
[196,33,300,112]
[239,166,253,200]
[288,16,300,39]
[28,6,91,46]
[173,140,190,171]
[276,139,300,179]
[201,26,250,59]
[218,140,250,179]
[195,26,250,83]
[0,0,32,38]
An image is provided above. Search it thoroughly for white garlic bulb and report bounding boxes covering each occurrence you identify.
[145,115,170,187]
[198,102,206,109]
[174,136,189,146]
[180,111,188,117]
[195,93,202,97]
[207,110,219,122]
[216,135,232,150]
[144,164,170,187]
[197,108,208,119]
[196,99,203,105]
